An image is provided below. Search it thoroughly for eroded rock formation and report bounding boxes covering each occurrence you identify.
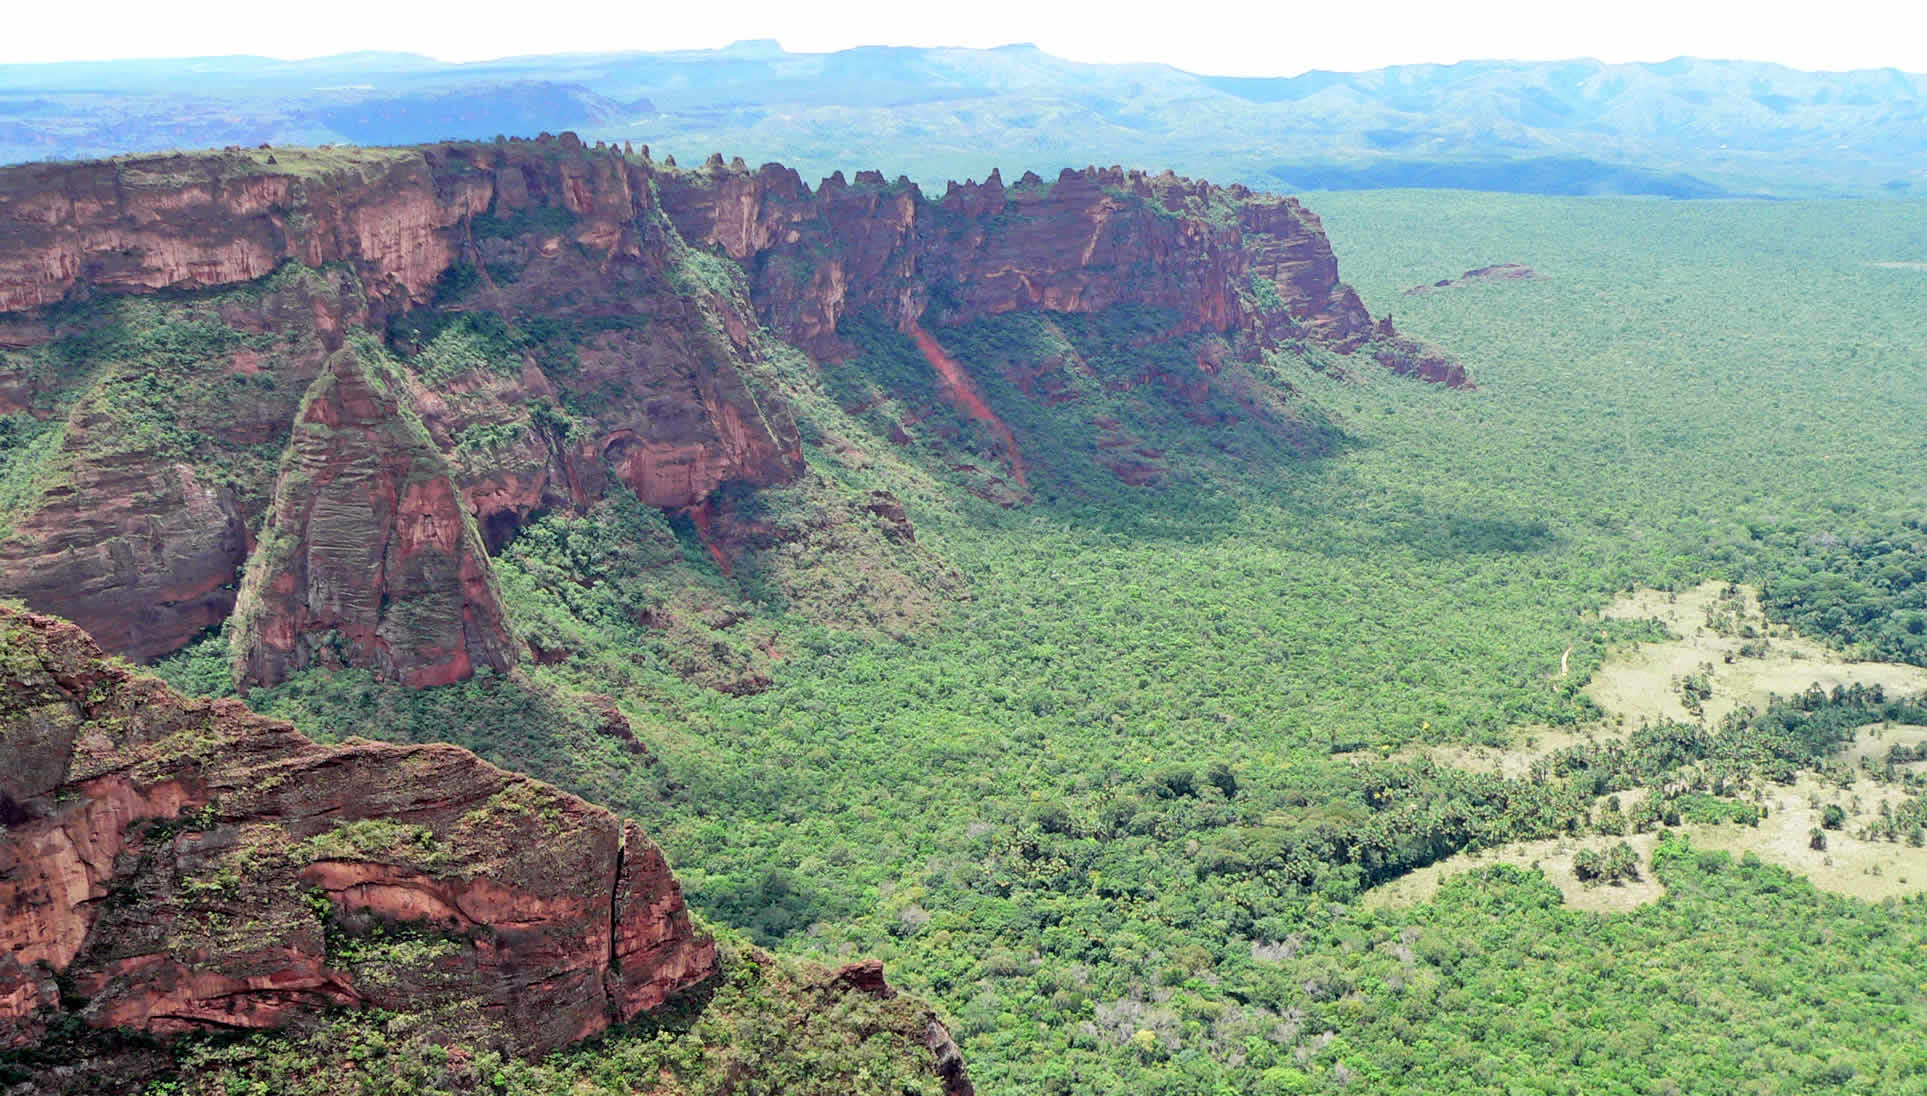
[0,605,716,1052]
[0,137,1455,683]
[654,161,1384,362]
[229,347,517,688]
[0,150,481,315]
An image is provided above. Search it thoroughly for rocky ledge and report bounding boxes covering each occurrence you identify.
[0,137,1460,690]
[0,604,716,1054]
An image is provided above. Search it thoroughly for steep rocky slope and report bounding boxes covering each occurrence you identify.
[0,604,974,1094]
[657,159,1380,360]
[229,347,517,688]
[0,137,1454,690]
[0,604,715,1053]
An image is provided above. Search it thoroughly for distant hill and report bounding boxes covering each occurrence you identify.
[0,45,1922,195]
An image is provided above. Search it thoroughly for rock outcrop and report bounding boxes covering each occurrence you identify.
[0,137,1456,682]
[821,958,974,1096]
[0,605,716,1052]
[229,348,517,688]
[1406,262,1538,294]
[654,161,1385,363]
[0,438,247,663]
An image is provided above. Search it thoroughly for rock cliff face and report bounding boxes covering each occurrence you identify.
[229,348,517,688]
[0,150,480,316]
[0,140,813,686]
[0,437,247,662]
[0,266,362,662]
[654,160,1387,362]
[0,604,716,1053]
[0,137,1455,684]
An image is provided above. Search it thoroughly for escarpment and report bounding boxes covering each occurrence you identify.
[653,160,1385,362]
[0,604,716,1053]
[0,136,1457,685]
[229,347,518,688]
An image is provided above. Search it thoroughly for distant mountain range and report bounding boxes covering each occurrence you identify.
[2,41,1922,196]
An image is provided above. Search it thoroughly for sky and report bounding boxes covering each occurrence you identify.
[4,0,1923,75]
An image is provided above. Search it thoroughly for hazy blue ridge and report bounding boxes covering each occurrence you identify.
[0,45,1922,195]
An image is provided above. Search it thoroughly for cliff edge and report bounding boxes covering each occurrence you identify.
[0,603,715,1054]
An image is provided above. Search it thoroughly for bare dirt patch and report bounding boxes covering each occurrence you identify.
[1415,726,1603,778]
[1375,581,1927,911]
[1365,831,1666,913]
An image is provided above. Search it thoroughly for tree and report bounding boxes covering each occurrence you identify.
[1574,848,1604,883]
[1604,841,1640,882]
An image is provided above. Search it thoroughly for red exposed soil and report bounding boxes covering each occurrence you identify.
[686,499,734,576]
[907,321,1029,489]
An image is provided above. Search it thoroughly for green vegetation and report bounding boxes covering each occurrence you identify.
[1753,525,1927,665]
[471,204,578,241]
[134,933,949,1096]
[408,312,528,385]
[1572,840,1639,885]
[0,414,65,540]
[26,185,1927,1092]
[0,264,356,526]
[301,819,444,866]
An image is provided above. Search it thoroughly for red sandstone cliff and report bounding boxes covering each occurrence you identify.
[0,140,810,685]
[0,137,1455,684]
[0,604,716,1053]
[229,348,517,689]
[0,150,481,315]
[654,159,1387,363]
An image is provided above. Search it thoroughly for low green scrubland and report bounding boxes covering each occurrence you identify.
[137,192,1927,1092]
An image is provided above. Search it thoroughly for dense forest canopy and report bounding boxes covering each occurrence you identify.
[6,146,1927,1093]
[141,193,1927,1091]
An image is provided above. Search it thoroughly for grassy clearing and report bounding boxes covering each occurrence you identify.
[111,144,421,185]
[1590,582,1927,728]
[1693,772,1927,902]
[1838,723,1927,766]
[1374,579,1927,910]
[1406,581,1927,775]
[1366,831,1668,913]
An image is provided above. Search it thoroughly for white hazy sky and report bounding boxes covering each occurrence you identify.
[5,0,1923,74]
